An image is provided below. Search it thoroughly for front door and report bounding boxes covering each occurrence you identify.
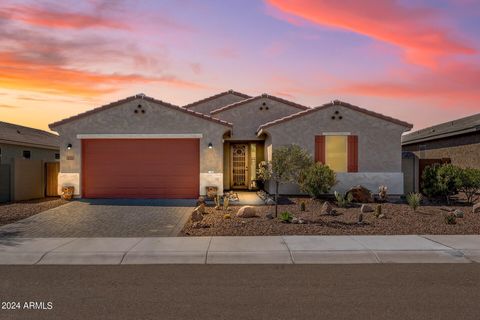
[231,144,248,189]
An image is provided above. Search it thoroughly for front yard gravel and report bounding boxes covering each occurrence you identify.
[0,197,68,226]
[181,198,480,236]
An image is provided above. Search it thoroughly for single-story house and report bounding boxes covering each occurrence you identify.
[49,91,412,199]
[402,112,480,194]
[0,121,60,202]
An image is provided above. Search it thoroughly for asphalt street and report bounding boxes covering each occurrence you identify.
[1,264,479,320]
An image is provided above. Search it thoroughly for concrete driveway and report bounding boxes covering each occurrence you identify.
[0,199,195,238]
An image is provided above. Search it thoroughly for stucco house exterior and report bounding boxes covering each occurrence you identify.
[0,121,60,202]
[402,112,480,194]
[49,90,412,199]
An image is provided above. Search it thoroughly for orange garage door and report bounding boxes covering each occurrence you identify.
[82,139,199,198]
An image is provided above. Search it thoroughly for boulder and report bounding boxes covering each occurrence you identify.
[265,198,276,205]
[321,201,334,215]
[236,206,258,218]
[473,203,480,214]
[454,209,464,218]
[266,212,274,219]
[191,206,204,222]
[346,185,373,203]
[361,204,374,213]
[291,217,299,224]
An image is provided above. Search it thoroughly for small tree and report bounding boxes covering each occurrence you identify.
[300,163,336,199]
[422,164,442,198]
[458,167,480,204]
[436,164,462,205]
[257,145,312,217]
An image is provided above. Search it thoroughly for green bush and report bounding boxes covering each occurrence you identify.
[437,164,462,204]
[334,191,353,208]
[406,192,422,212]
[299,163,336,199]
[300,201,306,211]
[421,164,442,198]
[444,213,456,225]
[458,167,480,204]
[279,211,293,223]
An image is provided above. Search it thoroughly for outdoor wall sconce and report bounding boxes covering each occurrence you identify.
[66,143,72,150]
[208,142,213,149]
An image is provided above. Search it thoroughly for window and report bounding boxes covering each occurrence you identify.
[325,136,348,172]
[23,150,31,159]
[55,153,60,160]
[315,135,358,173]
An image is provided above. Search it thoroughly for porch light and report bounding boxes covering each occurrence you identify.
[208,142,213,149]
[66,143,72,150]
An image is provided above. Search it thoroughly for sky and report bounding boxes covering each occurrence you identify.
[0,0,479,132]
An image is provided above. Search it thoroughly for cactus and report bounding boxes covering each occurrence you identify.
[374,204,382,218]
[223,196,230,211]
[300,201,306,211]
[214,195,221,210]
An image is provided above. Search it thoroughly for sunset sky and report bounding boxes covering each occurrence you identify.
[1,0,479,132]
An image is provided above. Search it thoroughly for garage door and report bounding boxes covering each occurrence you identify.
[82,139,199,198]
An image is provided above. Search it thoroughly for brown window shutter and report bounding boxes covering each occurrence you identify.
[315,135,325,163]
[347,135,358,172]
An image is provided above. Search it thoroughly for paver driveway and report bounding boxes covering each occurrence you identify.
[0,199,194,238]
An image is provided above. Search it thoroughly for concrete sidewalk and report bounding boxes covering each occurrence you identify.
[0,235,479,265]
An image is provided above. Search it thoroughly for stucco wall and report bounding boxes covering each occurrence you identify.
[213,97,305,141]
[52,98,229,196]
[263,105,409,195]
[187,93,247,115]
[0,143,58,165]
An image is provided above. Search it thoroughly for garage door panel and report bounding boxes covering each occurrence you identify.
[82,139,200,198]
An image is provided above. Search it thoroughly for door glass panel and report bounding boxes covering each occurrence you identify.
[250,143,256,182]
[232,144,247,187]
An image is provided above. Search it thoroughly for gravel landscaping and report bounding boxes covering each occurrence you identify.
[0,197,68,226]
[181,198,480,236]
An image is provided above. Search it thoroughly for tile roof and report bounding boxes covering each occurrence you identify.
[209,93,309,115]
[0,121,59,149]
[183,90,251,109]
[49,94,233,129]
[257,100,413,132]
[402,112,480,145]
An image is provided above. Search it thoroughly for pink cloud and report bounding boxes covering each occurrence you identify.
[4,4,129,29]
[266,0,476,67]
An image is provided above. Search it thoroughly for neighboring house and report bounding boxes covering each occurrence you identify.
[0,121,60,202]
[49,91,412,199]
[402,112,480,194]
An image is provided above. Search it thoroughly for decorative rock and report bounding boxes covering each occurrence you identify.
[321,201,333,215]
[473,203,480,214]
[298,219,305,224]
[266,213,274,219]
[191,205,204,222]
[454,209,464,218]
[346,185,373,203]
[361,204,374,213]
[378,185,388,202]
[223,213,231,219]
[378,213,386,219]
[265,198,276,205]
[357,212,364,224]
[291,217,299,224]
[236,206,258,218]
[196,196,205,206]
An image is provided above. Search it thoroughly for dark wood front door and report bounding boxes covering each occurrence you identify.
[231,144,248,189]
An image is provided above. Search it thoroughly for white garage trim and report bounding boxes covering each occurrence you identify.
[76,133,203,139]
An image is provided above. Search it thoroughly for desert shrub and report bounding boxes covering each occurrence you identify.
[422,164,442,198]
[300,201,306,211]
[444,213,457,225]
[299,163,336,199]
[406,192,422,211]
[334,191,353,208]
[458,167,480,204]
[279,211,293,223]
